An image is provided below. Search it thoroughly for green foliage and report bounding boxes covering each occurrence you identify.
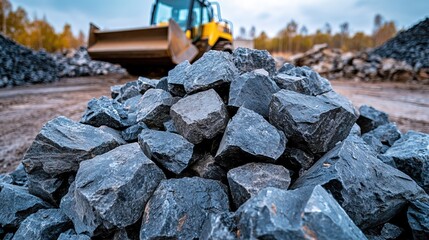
[0,0,85,52]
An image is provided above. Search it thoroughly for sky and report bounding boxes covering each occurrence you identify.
[10,0,429,38]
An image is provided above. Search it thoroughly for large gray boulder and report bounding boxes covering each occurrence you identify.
[232,47,277,76]
[0,183,50,229]
[80,96,130,129]
[269,90,357,154]
[292,135,426,229]
[382,131,429,192]
[168,60,190,97]
[276,63,332,96]
[184,51,239,94]
[236,186,367,240]
[136,89,178,128]
[60,143,165,237]
[215,107,286,169]
[227,163,291,208]
[228,71,280,118]
[140,177,230,240]
[22,116,122,203]
[12,209,72,240]
[138,129,194,174]
[356,105,390,134]
[171,89,229,144]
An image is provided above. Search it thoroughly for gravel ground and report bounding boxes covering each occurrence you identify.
[0,75,428,173]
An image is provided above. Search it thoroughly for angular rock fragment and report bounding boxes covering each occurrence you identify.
[138,129,194,174]
[121,122,147,142]
[232,47,277,76]
[279,147,315,178]
[362,123,401,154]
[184,51,239,94]
[236,186,367,239]
[140,177,230,240]
[58,229,91,240]
[163,119,178,133]
[98,126,127,145]
[136,89,178,128]
[215,107,286,169]
[81,96,130,129]
[407,198,429,239]
[168,60,190,97]
[292,135,426,229]
[382,131,429,192]
[276,63,332,96]
[171,89,229,144]
[60,143,165,236]
[12,209,72,240]
[227,163,291,208]
[366,223,403,240]
[155,77,169,91]
[357,105,390,134]
[200,212,237,240]
[350,123,362,136]
[228,71,280,117]
[189,154,226,181]
[9,164,27,186]
[137,77,158,94]
[22,116,121,203]
[0,183,50,229]
[270,90,357,154]
[110,85,122,99]
[117,81,140,102]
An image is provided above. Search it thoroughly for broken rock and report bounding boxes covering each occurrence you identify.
[357,105,390,134]
[168,60,190,97]
[228,70,280,118]
[236,186,367,240]
[81,96,130,129]
[200,212,237,240]
[12,209,72,240]
[140,177,230,240]
[215,107,286,169]
[184,51,239,94]
[270,90,357,154]
[189,153,226,181]
[171,89,229,144]
[60,143,165,236]
[136,89,178,128]
[121,122,147,142]
[292,135,426,229]
[138,129,194,174]
[227,162,291,208]
[382,131,429,192]
[362,123,401,154]
[232,47,277,76]
[407,198,429,239]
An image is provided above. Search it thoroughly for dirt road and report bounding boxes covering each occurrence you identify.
[0,76,428,173]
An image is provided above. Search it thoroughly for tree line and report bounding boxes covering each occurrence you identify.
[253,14,397,53]
[0,0,85,52]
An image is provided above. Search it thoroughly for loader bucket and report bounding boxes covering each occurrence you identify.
[87,19,198,72]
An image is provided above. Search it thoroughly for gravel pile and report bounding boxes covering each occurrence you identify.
[1,48,428,240]
[372,18,429,70]
[289,43,427,83]
[0,35,127,88]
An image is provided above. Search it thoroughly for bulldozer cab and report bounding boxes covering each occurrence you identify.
[151,0,213,41]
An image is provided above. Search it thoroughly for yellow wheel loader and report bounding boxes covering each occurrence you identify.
[87,0,233,73]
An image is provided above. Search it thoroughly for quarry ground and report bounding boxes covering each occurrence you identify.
[0,75,428,173]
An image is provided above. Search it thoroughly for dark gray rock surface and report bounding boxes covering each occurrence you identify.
[270,90,357,154]
[357,105,390,134]
[80,96,130,129]
[362,123,401,154]
[236,186,367,240]
[382,131,429,192]
[136,89,178,128]
[168,60,190,97]
[121,122,148,142]
[137,77,158,94]
[232,47,277,76]
[227,163,291,208]
[228,71,280,118]
[60,143,165,237]
[184,51,239,94]
[171,89,229,144]
[215,107,286,169]
[140,177,230,240]
[407,198,429,239]
[0,183,50,229]
[200,212,237,240]
[138,129,194,174]
[366,223,403,240]
[292,135,426,229]
[12,209,72,240]
[189,154,226,181]
[57,229,91,240]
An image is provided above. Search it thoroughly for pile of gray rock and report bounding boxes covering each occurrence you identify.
[53,47,127,78]
[0,34,58,88]
[0,35,127,88]
[289,44,427,83]
[1,47,429,240]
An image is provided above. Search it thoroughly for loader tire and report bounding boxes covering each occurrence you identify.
[212,40,233,53]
